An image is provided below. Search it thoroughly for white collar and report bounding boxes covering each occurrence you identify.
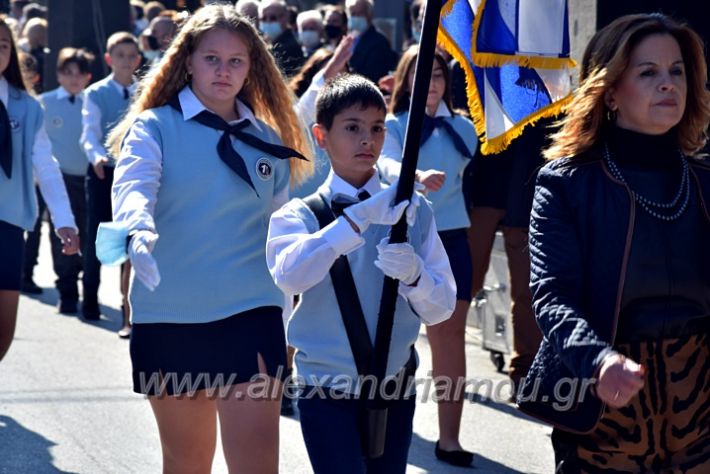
[108,73,137,94]
[433,101,452,118]
[56,86,83,100]
[177,86,262,132]
[322,168,382,199]
[0,76,8,107]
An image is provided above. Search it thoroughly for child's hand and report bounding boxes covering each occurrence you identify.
[56,227,80,255]
[343,184,409,233]
[374,237,422,285]
[323,34,355,80]
[93,157,110,179]
[415,169,446,192]
[128,230,161,291]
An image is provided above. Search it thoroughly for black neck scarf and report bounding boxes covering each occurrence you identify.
[168,94,307,194]
[331,190,371,216]
[420,114,473,159]
[0,100,12,179]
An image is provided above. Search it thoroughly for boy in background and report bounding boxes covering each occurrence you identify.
[39,47,94,314]
[80,32,140,336]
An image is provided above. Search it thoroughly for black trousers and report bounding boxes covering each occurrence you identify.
[22,186,46,280]
[48,174,86,301]
[83,165,114,302]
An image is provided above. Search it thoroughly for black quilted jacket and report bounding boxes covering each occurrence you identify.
[516,148,710,433]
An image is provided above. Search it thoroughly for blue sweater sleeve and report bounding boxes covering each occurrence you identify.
[529,164,614,380]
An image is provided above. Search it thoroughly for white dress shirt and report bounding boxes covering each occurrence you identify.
[267,170,456,325]
[294,69,325,127]
[113,86,289,234]
[0,76,76,231]
[80,74,137,165]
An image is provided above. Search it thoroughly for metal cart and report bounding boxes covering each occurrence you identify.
[467,232,513,372]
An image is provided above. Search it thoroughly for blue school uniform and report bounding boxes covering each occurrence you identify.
[39,87,86,176]
[381,108,476,232]
[83,76,131,166]
[0,85,45,231]
[115,86,291,394]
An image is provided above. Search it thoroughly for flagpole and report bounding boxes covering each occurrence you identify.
[367,0,442,452]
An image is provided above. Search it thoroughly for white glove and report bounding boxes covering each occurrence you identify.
[344,181,421,233]
[374,237,423,285]
[128,230,161,291]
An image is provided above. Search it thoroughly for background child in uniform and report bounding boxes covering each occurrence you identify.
[38,47,94,315]
[378,46,477,467]
[266,74,456,474]
[0,16,79,363]
[80,31,141,329]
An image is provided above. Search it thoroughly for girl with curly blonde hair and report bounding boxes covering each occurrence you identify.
[106,5,312,472]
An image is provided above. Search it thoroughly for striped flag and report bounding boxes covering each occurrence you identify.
[438,0,573,154]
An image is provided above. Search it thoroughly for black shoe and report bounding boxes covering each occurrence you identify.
[81,300,101,320]
[21,279,43,294]
[58,299,78,314]
[435,441,474,467]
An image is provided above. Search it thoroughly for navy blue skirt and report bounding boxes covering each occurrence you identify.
[438,228,473,302]
[130,306,287,396]
[0,220,25,291]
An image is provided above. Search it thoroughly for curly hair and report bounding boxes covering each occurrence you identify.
[108,4,313,186]
[544,13,710,160]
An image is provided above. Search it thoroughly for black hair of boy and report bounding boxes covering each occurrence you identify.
[315,73,386,130]
[56,47,95,74]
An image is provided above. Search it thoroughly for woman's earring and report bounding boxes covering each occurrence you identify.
[606,106,617,123]
[185,71,192,82]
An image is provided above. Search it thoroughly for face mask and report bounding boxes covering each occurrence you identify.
[95,222,130,266]
[299,30,321,49]
[411,26,421,44]
[143,50,161,62]
[324,24,343,41]
[348,16,368,34]
[259,21,283,41]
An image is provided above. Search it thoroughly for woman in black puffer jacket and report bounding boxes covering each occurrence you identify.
[518,13,710,473]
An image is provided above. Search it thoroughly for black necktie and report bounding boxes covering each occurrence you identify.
[0,100,12,179]
[123,88,130,100]
[331,190,371,216]
[69,95,76,104]
[420,114,474,159]
[168,95,308,193]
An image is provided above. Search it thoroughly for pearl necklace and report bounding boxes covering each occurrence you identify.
[603,143,690,221]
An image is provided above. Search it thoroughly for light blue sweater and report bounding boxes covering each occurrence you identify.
[0,85,45,230]
[128,105,290,324]
[40,88,86,176]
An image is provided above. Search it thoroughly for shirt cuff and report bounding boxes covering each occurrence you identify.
[319,216,364,255]
[398,266,435,302]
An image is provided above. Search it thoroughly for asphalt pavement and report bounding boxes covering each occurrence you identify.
[0,223,555,473]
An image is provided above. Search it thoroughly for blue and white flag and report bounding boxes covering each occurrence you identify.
[438,0,573,153]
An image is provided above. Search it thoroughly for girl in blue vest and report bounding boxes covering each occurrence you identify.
[379,46,477,467]
[104,6,312,473]
[0,17,79,363]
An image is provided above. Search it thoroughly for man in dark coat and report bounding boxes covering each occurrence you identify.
[259,0,305,78]
[345,0,398,84]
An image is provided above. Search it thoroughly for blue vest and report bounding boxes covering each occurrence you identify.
[128,105,290,324]
[0,86,44,230]
[40,88,86,176]
[385,112,476,231]
[285,184,434,394]
[85,76,130,165]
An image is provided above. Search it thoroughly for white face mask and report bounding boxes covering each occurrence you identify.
[299,30,321,49]
[259,21,283,41]
[348,16,368,34]
[143,50,161,62]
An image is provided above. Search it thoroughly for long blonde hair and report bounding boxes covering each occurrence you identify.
[107,4,313,185]
[544,13,710,160]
